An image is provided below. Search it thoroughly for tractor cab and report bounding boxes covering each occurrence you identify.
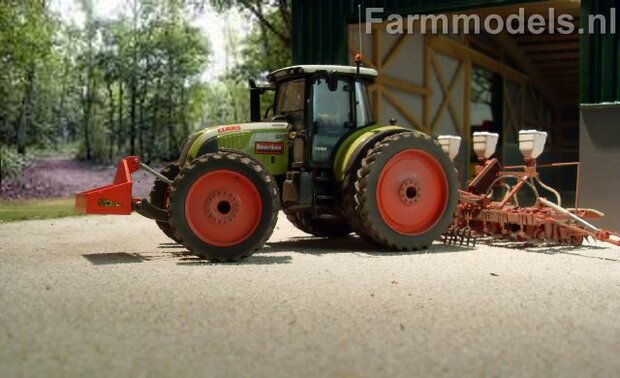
[252,65,378,169]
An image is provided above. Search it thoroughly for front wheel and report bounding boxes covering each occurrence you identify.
[168,151,280,262]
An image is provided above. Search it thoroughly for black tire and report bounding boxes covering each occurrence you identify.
[286,212,351,238]
[168,151,279,262]
[149,162,181,243]
[343,172,378,243]
[355,131,458,251]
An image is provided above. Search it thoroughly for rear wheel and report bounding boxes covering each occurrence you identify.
[355,131,458,251]
[342,172,377,243]
[149,162,180,242]
[168,151,279,262]
[286,212,351,238]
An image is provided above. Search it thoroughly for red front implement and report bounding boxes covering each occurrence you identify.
[75,156,142,215]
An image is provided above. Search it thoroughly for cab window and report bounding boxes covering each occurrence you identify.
[355,80,374,127]
[274,79,305,128]
[312,78,352,130]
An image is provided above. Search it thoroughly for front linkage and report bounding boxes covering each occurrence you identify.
[76,156,169,223]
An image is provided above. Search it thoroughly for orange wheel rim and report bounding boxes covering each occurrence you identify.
[376,149,449,235]
[185,170,262,246]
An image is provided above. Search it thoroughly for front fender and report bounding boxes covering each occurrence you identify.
[179,122,289,176]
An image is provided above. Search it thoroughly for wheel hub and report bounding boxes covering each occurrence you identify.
[376,149,449,236]
[206,190,241,225]
[399,179,421,205]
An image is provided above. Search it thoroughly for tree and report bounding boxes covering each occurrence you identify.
[0,0,57,154]
[209,0,291,49]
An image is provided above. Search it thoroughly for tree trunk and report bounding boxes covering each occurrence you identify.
[138,87,145,160]
[129,81,136,155]
[83,73,94,161]
[106,81,115,162]
[118,81,124,153]
[16,64,36,155]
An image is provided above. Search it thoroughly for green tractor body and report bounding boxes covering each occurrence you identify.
[76,65,459,262]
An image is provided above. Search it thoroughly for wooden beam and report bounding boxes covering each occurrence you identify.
[372,30,381,70]
[462,59,471,138]
[381,34,409,69]
[514,33,579,44]
[429,36,528,84]
[383,90,423,131]
[535,61,580,69]
[529,51,580,61]
[423,35,432,131]
[375,74,431,96]
[540,69,579,76]
[521,42,579,53]
[468,37,501,59]
[430,55,463,132]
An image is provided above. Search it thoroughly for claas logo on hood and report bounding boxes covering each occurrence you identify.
[217,125,241,133]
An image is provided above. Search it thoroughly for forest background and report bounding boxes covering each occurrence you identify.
[0,0,291,216]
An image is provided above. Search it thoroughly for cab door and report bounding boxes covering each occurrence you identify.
[309,77,354,168]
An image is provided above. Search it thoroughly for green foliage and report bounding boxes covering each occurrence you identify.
[212,1,291,122]
[0,0,293,182]
[0,0,61,152]
[0,145,35,179]
[230,10,291,79]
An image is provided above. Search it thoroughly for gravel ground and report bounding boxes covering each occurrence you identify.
[0,213,619,377]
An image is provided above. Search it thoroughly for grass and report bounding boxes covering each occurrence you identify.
[0,198,80,222]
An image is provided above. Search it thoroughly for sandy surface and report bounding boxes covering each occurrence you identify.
[0,214,619,377]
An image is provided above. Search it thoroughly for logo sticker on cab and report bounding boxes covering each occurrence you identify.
[255,142,284,155]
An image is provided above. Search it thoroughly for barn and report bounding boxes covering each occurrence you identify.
[291,0,620,229]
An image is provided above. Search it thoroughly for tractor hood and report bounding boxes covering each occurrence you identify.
[179,122,289,168]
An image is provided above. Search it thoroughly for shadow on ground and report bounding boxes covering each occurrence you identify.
[478,237,620,263]
[261,236,474,257]
[83,252,149,265]
[81,236,474,266]
[82,236,619,265]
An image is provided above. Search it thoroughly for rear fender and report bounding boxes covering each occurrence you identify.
[332,125,409,182]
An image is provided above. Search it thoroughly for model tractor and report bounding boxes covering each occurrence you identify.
[76,65,459,261]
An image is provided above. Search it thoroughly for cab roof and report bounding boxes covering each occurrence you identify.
[267,65,378,83]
